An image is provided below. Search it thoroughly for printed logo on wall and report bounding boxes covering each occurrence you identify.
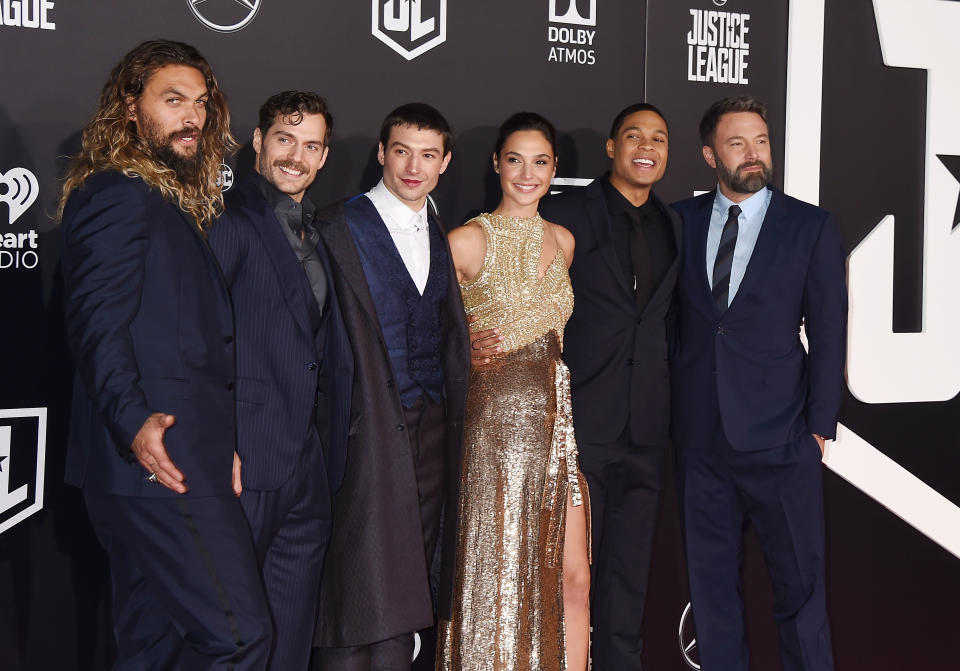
[187,0,261,33]
[678,602,700,670]
[0,167,39,225]
[371,0,447,61]
[0,408,47,535]
[547,0,599,65]
[686,2,751,84]
[0,0,56,30]
[218,163,234,191]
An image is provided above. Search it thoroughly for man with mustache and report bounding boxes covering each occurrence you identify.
[671,96,847,671]
[59,40,272,669]
[208,91,353,670]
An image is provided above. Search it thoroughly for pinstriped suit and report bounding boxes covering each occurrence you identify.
[209,177,353,670]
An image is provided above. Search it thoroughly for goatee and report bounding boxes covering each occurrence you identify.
[716,155,771,194]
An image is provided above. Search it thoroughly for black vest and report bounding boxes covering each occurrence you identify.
[345,195,448,407]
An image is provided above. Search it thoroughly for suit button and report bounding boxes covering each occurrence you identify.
[307,362,318,370]
[225,382,234,391]
[396,423,405,432]
[386,379,395,388]
[223,336,233,344]
[716,326,726,335]
[627,358,634,366]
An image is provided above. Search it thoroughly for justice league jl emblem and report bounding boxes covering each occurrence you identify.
[0,408,47,535]
[187,0,261,33]
[371,0,447,60]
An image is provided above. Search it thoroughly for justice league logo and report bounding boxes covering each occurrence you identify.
[0,408,47,535]
[187,0,261,33]
[371,0,447,60]
[0,167,39,225]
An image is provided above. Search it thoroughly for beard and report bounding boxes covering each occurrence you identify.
[715,154,772,194]
[138,113,204,186]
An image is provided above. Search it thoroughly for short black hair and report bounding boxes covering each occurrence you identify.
[699,96,767,147]
[257,90,333,142]
[379,102,452,156]
[494,112,557,157]
[609,102,669,140]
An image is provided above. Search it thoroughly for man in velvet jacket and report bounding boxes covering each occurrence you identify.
[311,103,469,671]
[671,96,847,671]
[208,91,352,670]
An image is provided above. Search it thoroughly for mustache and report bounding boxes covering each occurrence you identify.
[737,160,767,172]
[273,159,309,174]
[167,127,199,142]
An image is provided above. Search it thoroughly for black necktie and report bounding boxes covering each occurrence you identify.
[712,204,741,314]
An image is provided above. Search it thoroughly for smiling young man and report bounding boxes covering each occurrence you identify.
[671,96,847,671]
[310,103,469,671]
[486,102,681,671]
[207,91,353,670]
[59,40,272,670]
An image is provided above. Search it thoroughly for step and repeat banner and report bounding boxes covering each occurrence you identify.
[1,1,958,669]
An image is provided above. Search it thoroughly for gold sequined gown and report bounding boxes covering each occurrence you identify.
[437,213,589,671]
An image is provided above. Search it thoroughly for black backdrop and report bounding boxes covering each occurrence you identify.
[2,1,959,669]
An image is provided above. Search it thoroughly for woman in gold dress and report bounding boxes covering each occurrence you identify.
[437,113,590,671]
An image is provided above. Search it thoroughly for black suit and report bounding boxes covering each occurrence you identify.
[208,177,354,670]
[311,197,469,667]
[62,172,271,669]
[540,178,681,670]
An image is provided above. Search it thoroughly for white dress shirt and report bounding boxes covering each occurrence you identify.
[366,180,431,295]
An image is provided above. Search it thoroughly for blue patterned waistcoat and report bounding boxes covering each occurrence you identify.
[344,195,448,408]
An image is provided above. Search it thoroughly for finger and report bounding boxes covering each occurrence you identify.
[232,452,243,497]
[153,468,189,494]
[472,335,503,350]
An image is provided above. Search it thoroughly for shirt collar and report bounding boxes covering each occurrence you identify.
[602,174,660,218]
[367,179,428,231]
[714,185,770,222]
[253,172,316,224]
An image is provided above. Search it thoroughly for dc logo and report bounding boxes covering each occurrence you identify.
[187,0,261,33]
[217,163,234,192]
[549,0,597,27]
[0,408,47,535]
[713,0,728,7]
[0,167,39,225]
[678,602,700,669]
[372,0,447,61]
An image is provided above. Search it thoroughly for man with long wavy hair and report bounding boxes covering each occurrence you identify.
[59,40,272,670]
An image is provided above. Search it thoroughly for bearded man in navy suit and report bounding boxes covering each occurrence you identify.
[671,96,847,671]
[208,91,353,670]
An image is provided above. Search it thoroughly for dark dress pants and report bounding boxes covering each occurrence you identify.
[579,426,666,671]
[678,425,833,671]
[84,490,272,671]
[313,396,445,671]
[241,429,331,671]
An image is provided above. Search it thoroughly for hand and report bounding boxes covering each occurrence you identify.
[131,412,187,494]
[812,433,826,456]
[232,451,242,497]
[468,315,503,368]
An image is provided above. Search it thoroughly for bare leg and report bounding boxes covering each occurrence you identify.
[563,490,590,671]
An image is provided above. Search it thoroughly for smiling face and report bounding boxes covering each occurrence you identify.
[378,124,452,212]
[253,112,329,202]
[130,64,208,161]
[703,111,773,202]
[494,129,557,216]
[606,110,668,205]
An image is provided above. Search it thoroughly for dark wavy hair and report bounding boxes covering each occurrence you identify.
[699,96,768,147]
[379,102,452,155]
[58,39,236,228]
[257,90,333,142]
[493,112,557,158]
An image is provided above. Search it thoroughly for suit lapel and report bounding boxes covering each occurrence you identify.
[688,191,716,314]
[242,181,313,341]
[176,209,233,335]
[727,189,787,314]
[318,200,388,349]
[639,194,682,317]
[585,181,634,300]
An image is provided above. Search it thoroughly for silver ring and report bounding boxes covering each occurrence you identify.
[147,471,159,483]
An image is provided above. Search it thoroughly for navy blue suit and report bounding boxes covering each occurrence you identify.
[62,171,271,670]
[208,177,353,670]
[671,188,847,671]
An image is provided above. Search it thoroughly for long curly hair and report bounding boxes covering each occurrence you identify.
[58,40,236,228]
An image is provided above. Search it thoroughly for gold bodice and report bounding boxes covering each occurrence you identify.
[459,212,574,353]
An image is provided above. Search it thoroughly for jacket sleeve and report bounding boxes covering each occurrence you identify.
[803,213,848,439]
[61,179,156,452]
